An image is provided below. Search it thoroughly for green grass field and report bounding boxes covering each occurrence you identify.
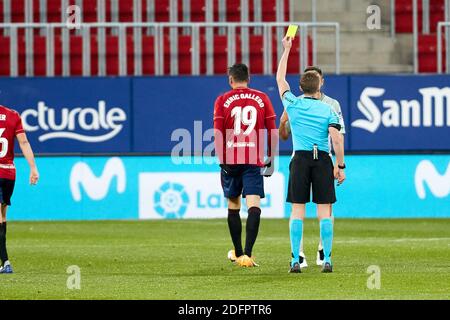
[1,219,449,300]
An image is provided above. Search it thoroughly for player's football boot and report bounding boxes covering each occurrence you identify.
[227,250,238,262]
[236,255,259,267]
[291,252,308,268]
[321,262,333,273]
[316,249,325,266]
[0,264,13,274]
[289,261,301,273]
[300,252,308,268]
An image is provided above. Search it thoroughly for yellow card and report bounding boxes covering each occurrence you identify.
[286,24,298,38]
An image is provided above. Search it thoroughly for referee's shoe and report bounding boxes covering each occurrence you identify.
[291,252,308,268]
[289,261,301,273]
[322,262,333,273]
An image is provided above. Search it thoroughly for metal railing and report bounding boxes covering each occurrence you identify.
[0,21,341,77]
[437,22,450,73]
[413,0,450,73]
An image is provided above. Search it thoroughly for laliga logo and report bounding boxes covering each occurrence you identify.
[415,160,450,199]
[352,87,450,133]
[70,157,126,201]
[154,182,189,219]
[21,101,126,143]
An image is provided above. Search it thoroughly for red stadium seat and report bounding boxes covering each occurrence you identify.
[33,35,46,76]
[225,0,241,22]
[142,35,155,75]
[418,34,446,73]
[178,35,193,74]
[0,36,10,76]
[118,0,134,22]
[11,0,25,23]
[155,0,170,22]
[82,0,98,23]
[191,0,206,22]
[395,0,444,33]
[32,0,40,22]
[47,0,63,23]
[249,35,264,74]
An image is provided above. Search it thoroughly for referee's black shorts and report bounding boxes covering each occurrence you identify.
[287,150,336,204]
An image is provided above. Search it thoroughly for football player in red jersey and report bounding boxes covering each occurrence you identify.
[0,105,39,274]
[214,64,278,267]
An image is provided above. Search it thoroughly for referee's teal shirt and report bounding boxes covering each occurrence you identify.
[282,91,341,153]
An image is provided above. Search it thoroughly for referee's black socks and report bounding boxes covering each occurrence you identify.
[244,207,261,257]
[227,209,243,257]
[0,222,8,265]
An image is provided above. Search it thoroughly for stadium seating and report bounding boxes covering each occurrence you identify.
[0,0,306,76]
[418,34,447,72]
[394,0,447,72]
[395,0,445,33]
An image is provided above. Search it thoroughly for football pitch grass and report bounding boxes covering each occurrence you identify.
[1,219,449,300]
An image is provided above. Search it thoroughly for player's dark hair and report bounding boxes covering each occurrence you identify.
[304,66,323,76]
[300,71,320,94]
[228,63,249,82]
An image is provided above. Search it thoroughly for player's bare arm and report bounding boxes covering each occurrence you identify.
[16,133,39,185]
[279,110,290,141]
[276,36,292,98]
[329,127,345,185]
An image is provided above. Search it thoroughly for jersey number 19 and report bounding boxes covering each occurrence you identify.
[231,106,257,135]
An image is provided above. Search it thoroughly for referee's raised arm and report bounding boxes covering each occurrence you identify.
[276,36,293,99]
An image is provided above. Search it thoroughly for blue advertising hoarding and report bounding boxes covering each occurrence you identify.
[0,75,448,153]
[9,155,450,221]
[0,78,132,153]
[349,75,450,151]
[132,75,349,153]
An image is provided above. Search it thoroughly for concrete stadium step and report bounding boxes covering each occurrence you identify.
[319,63,414,74]
[296,0,374,13]
[314,33,397,53]
[317,51,396,66]
[293,0,413,74]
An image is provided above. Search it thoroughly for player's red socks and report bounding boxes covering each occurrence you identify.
[227,209,243,257]
[244,207,261,257]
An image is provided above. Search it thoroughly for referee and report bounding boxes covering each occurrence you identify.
[276,36,346,273]
[279,65,346,269]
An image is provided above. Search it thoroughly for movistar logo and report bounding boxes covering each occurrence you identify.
[415,160,450,199]
[21,100,127,143]
[154,182,190,219]
[352,87,450,133]
[70,157,126,201]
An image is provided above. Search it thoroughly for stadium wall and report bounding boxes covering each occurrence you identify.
[10,155,450,220]
[1,75,449,220]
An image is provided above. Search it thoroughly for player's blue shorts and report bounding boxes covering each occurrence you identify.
[220,164,265,199]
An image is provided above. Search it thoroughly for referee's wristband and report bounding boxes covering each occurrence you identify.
[338,164,346,169]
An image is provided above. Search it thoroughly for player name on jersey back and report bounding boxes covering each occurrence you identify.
[223,93,266,109]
